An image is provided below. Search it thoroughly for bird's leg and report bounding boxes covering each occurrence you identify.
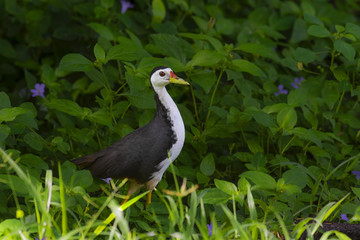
[145,178,159,208]
[145,191,152,208]
[121,180,143,206]
[121,195,130,205]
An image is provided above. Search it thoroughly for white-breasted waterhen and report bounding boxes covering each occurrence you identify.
[72,66,189,207]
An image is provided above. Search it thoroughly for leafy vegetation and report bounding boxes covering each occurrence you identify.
[1,0,360,239]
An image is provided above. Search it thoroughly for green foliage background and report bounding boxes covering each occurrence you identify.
[1,0,360,239]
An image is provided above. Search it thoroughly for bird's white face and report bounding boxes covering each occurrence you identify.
[150,68,189,88]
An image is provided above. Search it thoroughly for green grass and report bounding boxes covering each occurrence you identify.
[0,149,355,239]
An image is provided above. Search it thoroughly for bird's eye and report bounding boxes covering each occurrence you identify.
[159,71,165,77]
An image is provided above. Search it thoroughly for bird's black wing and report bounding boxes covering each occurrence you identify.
[72,114,174,183]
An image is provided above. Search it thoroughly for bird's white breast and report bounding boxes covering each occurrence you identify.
[149,86,185,184]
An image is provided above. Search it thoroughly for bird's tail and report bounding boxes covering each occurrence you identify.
[72,154,98,168]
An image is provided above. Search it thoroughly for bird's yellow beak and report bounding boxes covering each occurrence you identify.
[169,71,190,85]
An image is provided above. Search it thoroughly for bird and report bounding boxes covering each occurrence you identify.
[72,66,189,207]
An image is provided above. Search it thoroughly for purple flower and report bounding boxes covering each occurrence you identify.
[291,77,304,89]
[207,222,213,236]
[120,0,134,14]
[341,214,349,222]
[352,170,360,180]
[30,83,45,98]
[274,84,288,96]
[102,178,112,184]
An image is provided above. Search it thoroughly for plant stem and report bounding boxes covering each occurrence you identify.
[95,123,103,149]
[281,135,296,155]
[330,48,336,69]
[205,69,224,126]
[335,90,345,115]
[189,84,201,127]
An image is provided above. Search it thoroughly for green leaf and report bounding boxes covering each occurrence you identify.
[287,88,308,107]
[263,103,288,114]
[309,146,331,158]
[85,69,107,87]
[24,132,44,151]
[321,80,340,109]
[331,68,349,81]
[240,171,277,190]
[338,112,360,128]
[215,179,238,195]
[303,13,323,26]
[72,170,93,188]
[20,154,48,170]
[235,43,279,61]
[200,153,215,176]
[291,18,308,42]
[52,136,70,154]
[246,139,263,153]
[282,167,307,189]
[277,106,297,130]
[164,57,187,72]
[232,59,266,77]
[178,33,223,52]
[152,0,166,23]
[334,39,355,61]
[87,109,113,127]
[190,69,217,94]
[94,43,106,63]
[345,22,360,39]
[101,0,114,9]
[106,37,149,61]
[0,107,30,123]
[0,92,11,109]
[0,125,10,143]
[335,25,345,33]
[227,107,252,125]
[196,172,210,184]
[87,22,114,41]
[0,219,22,234]
[202,188,231,204]
[289,127,322,147]
[307,25,331,38]
[294,47,316,64]
[0,39,17,59]
[150,34,192,61]
[301,106,318,128]
[187,50,223,67]
[253,110,276,128]
[46,99,84,117]
[58,53,94,73]
[126,92,155,109]
[0,174,28,194]
[351,187,360,199]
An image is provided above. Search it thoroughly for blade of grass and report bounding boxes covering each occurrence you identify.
[94,190,149,236]
[320,230,351,240]
[310,193,350,235]
[325,153,360,180]
[273,212,290,240]
[293,217,313,239]
[221,204,250,240]
[247,183,257,221]
[58,162,68,234]
[0,148,53,238]
[108,200,131,239]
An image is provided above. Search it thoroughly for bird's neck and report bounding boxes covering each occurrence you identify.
[153,86,177,118]
[153,86,185,159]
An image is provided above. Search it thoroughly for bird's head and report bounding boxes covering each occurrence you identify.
[150,66,189,89]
